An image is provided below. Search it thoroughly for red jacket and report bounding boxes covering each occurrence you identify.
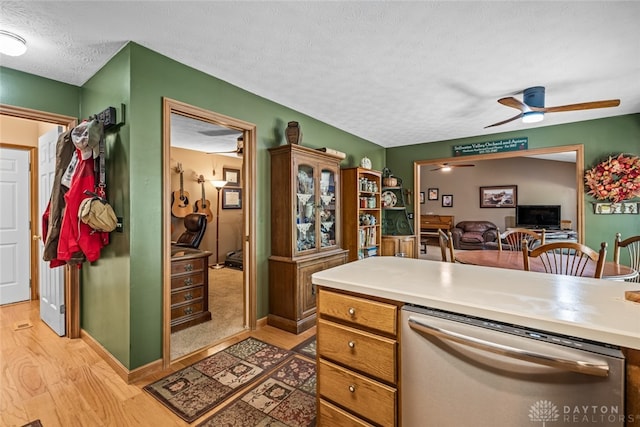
[56,150,109,264]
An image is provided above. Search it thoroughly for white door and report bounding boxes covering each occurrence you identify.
[0,148,31,305]
[39,126,65,336]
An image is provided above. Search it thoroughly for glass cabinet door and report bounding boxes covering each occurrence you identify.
[319,168,337,248]
[296,163,316,252]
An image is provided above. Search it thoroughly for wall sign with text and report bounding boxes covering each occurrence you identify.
[453,137,528,157]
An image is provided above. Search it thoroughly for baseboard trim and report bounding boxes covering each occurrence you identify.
[80,329,162,384]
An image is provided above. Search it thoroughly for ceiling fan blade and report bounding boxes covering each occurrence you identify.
[531,99,620,113]
[452,164,474,168]
[484,113,523,128]
[498,97,528,111]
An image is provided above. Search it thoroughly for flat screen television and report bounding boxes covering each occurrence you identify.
[516,205,561,230]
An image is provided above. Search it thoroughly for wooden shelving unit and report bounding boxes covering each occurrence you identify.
[341,167,382,262]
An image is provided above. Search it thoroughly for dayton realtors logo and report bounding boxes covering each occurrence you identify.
[529,400,632,425]
[529,400,560,426]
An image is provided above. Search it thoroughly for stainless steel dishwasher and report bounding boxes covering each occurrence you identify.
[401,304,625,427]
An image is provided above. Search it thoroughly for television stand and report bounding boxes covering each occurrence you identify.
[544,230,578,242]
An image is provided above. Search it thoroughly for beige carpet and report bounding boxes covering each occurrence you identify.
[171,267,245,360]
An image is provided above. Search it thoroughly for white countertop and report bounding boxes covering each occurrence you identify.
[312,256,640,350]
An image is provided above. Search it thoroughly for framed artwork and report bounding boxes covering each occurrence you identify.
[222,188,242,209]
[593,202,638,214]
[428,188,439,200]
[223,167,240,187]
[442,194,453,207]
[480,185,517,208]
[420,192,425,204]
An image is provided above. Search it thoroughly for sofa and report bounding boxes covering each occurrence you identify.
[451,221,499,250]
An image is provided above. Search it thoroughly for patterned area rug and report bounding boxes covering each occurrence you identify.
[144,337,291,423]
[196,354,316,427]
[292,335,316,359]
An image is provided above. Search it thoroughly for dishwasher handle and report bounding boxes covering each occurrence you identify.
[408,316,610,377]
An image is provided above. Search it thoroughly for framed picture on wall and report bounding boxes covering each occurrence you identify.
[428,188,439,200]
[480,185,517,208]
[223,167,240,187]
[222,188,242,209]
[420,192,425,204]
[442,194,453,207]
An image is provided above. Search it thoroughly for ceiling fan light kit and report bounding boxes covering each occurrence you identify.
[522,111,544,123]
[486,86,620,128]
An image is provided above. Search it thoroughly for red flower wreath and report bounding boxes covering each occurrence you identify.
[584,153,640,203]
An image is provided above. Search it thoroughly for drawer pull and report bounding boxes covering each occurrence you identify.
[184,307,193,315]
[184,263,193,271]
[348,385,356,393]
[348,307,356,316]
[184,293,193,300]
[348,340,356,349]
[184,277,193,286]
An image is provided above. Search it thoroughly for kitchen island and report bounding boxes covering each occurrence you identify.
[312,256,640,426]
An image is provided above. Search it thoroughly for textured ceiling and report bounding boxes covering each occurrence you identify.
[1,1,639,148]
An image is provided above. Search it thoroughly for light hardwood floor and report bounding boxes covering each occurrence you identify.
[0,300,315,427]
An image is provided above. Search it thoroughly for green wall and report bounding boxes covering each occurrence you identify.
[3,43,382,369]
[385,114,640,259]
[4,45,638,370]
[0,67,79,118]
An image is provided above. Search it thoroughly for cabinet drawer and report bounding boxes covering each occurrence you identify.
[171,286,204,305]
[318,399,374,427]
[318,319,396,383]
[318,359,396,427]
[171,257,205,275]
[170,300,204,320]
[170,271,205,290]
[318,289,397,335]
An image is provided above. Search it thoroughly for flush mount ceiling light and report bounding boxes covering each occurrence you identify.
[0,30,27,56]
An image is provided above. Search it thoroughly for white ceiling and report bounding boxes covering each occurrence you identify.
[1,1,639,148]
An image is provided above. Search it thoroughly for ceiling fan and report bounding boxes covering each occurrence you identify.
[430,163,474,172]
[485,86,620,128]
[207,135,244,156]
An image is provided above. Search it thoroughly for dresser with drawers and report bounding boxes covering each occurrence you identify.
[316,287,402,426]
[170,248,212,333]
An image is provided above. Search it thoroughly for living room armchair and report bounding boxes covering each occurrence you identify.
[451,221,498,250]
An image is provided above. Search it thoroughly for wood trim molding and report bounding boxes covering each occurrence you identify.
[413,144,585,244]
[80,329,163,384]
[162,97,257,369]
[0,104,79,338]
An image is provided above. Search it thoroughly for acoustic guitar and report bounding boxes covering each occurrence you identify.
[194,175,214,223]
[171,163,193,218]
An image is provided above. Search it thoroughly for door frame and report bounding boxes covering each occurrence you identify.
[412,144,585,246]
[162,97,257,368]
[0,104,79,336]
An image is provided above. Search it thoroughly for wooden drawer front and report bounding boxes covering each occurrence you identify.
[318,359,396,427]
[318,319,396,383]
[170,300,204,320]
[171,287,204,305]
[318,289,397,335]
[170,271,204,290]
[318,399,374,427]
[171,257,205,275]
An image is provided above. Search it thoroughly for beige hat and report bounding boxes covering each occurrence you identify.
[79,197,117,232]
[71,119,103,160]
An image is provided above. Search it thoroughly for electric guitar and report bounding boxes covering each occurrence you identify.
[171,163,193,218]
[194,175,214,223]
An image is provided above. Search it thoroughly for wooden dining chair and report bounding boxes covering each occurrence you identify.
[522,241,607,278]
[438,229,455,263]
[497,228,545,251]
[614,233,640,283]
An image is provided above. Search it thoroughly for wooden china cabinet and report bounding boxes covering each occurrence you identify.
[268,144,348,334]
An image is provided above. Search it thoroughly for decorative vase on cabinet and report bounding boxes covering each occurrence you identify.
[341,167,382,262]
[268,144,348,334]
